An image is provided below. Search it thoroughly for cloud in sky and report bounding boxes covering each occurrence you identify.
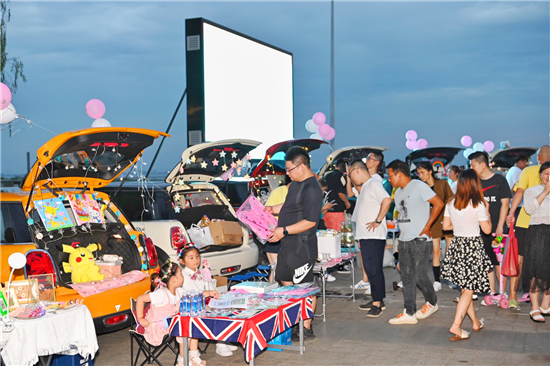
[1,1,548,176]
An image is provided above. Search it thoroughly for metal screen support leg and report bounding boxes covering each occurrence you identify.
[299,318,304,354]
[351,259,356,302]
[322,269,327,322]
[183,337,189,366]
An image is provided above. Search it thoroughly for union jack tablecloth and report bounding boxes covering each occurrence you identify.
[168,296,314,362]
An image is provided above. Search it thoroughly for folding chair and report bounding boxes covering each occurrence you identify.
[129,298,179,366]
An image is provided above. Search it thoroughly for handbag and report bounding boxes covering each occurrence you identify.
[187,223,215,248]
[501,228,519,277]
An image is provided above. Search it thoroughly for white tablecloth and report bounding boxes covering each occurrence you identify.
[0,305,98,366]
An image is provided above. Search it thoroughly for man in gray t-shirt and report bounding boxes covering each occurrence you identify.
[387,160,444,325]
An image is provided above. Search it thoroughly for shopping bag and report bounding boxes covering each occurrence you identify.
[236,194,278,244]
[187,224,215,248]
[501,228,518,277]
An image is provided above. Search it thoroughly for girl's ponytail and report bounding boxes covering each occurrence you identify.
[151,260,180,292]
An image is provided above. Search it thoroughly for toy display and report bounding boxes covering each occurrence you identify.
[236,194,278,244]
[10,279,39,305]
[35,197,74,231]
[28,274,56,301]
[61,244,105,283]
[68,193,105,225]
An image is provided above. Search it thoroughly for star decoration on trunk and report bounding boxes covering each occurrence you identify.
[236,159,242,166]
[212,158,219,166]
[219,151,226,158]
[222,164,228,171]
[231,161,237,169]
[200,161,208,169]
[190,155,196,163]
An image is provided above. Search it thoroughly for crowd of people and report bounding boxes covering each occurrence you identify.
[133,144,550,365]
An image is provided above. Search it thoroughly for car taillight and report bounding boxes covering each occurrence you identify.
[171,227,186,250]
[144,237,158,268]
[25,250,57,283]
[104,314,129,326]
[220,265,241,274]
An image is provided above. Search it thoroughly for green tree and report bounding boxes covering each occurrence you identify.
[1,0,26,93]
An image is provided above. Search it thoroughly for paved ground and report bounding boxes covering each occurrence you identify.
[96,261,550,366]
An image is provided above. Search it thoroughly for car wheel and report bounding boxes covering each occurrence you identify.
[156,246,170,264]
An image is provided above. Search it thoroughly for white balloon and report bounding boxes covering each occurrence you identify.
[463,148,475,159]
[91,118,111,128]
[0,103,17,124]
[305,119,318,133]
[310,133,324,140]
[473,142,484,152]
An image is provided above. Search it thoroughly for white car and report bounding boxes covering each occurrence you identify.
[164,139,262,276]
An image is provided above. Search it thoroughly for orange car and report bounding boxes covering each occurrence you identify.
[0,127,168,333]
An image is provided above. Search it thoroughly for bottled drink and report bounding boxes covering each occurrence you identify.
[182,291,190,316]
[200,292,205,313]
[191,291,199,317]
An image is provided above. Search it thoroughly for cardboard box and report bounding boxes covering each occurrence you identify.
[209,221,243,245]
[96,260,122,279]
[213,275,228,294]
[317,232,342,259]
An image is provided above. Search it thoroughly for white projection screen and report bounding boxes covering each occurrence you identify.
[186,19,294,158]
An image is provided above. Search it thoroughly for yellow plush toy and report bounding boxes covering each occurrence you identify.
[62,244,105,283]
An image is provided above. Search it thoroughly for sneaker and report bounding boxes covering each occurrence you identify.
[509,299,520,310]
[397,281,403,288]
[337,264,350,274]
[415,302,439,320]
[219,342,238,351]
[472,294,478,300]
[216,343,233,357]
[351,280,370,289]
[325,274,336,282]
[366,305,383,318]
[359,300,386,311]
[481,299,489,306]
[448,283,459,289]
[291,326,316,340]
[389,310,418,325]
[433,281,442,292]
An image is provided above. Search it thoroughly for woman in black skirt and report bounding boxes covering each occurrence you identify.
[522,161,550,322]
[441,169,492,341]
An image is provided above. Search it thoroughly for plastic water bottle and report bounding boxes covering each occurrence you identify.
[191,291,199,317]
[200,292,205,313]
[182,292,190,316]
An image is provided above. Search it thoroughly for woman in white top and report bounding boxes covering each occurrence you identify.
[447,165,462,194]
[522,161,550,322]
[441,169,492,342]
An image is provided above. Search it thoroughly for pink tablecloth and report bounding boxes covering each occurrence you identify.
[70,270,146,297]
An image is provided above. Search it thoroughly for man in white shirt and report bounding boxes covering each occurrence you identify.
[506,154,529,194]
[350,160,392,318]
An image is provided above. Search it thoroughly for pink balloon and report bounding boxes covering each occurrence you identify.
[461,135,472,147]
[405,130,417,140]
[312,112,326,126]
[318,123,331,138]
[484,140,495,152]
[1,83,12,110]
[324,127,336,141]
[406,140,418,150]
[86,99,106,119]
[417,139,428,149]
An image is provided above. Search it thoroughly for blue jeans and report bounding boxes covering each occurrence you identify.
[359,239,386,302]
[399,238,437,316]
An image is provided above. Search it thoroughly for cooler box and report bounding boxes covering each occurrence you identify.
[51,353,94,366]
[267,328,292,351]
[317,232,342,259]
[95,260,122,279]
[209,221,243,245]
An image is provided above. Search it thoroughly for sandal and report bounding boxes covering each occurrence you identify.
[540,306,550,316]
[449,329,470,342]
[189,351,207,366]
[472,317,484,332]
[530,310,546,323]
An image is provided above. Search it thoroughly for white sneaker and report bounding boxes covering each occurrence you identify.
[351,280,370,289]
[337,264,350,274]
[397,281,403,288]
[216,343,233,357]
[364,283,371,295]
[415,302,439,320]
[389,310,418,325]
[325,274,336,282]
[433,281,442,292]
[226,344,238,351]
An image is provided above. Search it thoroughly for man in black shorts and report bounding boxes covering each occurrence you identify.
[268,146,322,338]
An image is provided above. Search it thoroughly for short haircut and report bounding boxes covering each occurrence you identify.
[318,178,328,188]
[449,165,462,175]
[516,154,530,163]
[285,146,310,168]
[370,151,384,163]
[387,159,410,177]
[539,161,550,174]
[417,161,434,173]
[468,151,490,166]
[333,159,346,171]
[349,159,368,172]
